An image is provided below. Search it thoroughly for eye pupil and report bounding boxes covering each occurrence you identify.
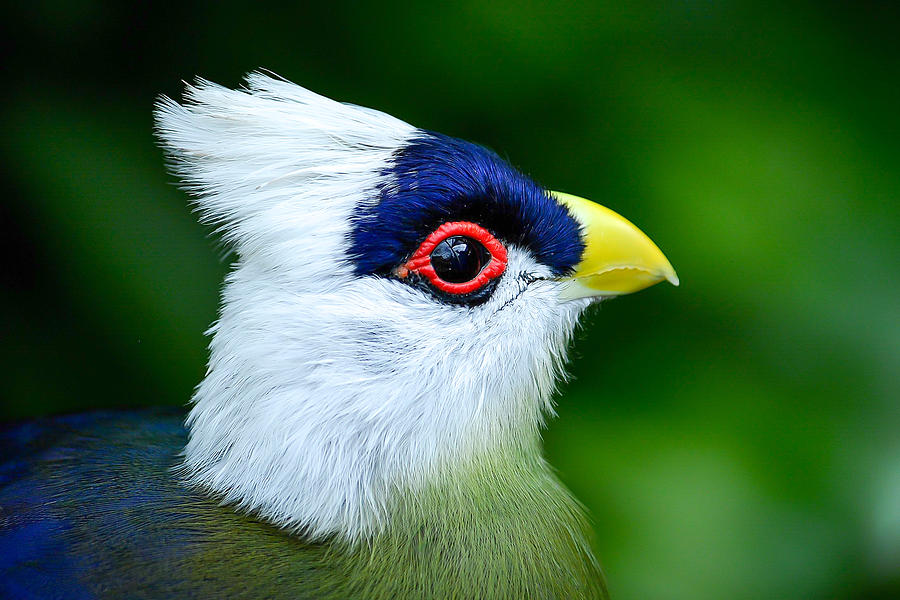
[430,236,490,283]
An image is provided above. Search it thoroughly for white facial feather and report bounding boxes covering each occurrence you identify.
[155,73,590,541]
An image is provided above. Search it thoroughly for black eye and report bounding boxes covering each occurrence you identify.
[430,236,490,283]
[399,221,507,297]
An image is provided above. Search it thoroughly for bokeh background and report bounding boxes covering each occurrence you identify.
[2,2,898,599]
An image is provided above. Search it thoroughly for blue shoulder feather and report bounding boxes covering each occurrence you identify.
[0,411,324,599]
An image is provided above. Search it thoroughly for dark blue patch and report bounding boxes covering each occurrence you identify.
[348,132,584,278]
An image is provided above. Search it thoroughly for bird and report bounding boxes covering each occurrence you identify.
[0,72,677,599]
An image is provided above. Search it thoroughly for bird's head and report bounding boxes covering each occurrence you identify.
[155,73,677,542]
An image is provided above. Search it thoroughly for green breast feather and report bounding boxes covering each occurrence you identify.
[179,439,607,599]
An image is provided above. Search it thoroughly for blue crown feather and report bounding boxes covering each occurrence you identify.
[349,132,585,278]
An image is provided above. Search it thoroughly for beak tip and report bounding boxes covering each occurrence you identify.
[666,271,680,287]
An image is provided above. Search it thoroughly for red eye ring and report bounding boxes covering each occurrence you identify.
[398,222,507,294]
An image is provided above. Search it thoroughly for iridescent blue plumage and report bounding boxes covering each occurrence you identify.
[0,411,327,599]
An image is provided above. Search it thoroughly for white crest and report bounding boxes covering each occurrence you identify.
[155,73,588,541]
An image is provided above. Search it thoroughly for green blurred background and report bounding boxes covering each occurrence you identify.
[2,2,898,598]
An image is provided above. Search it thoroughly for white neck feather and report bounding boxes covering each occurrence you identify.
[182,250,587,541]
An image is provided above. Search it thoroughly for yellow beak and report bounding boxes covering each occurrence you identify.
[552,191,679,300]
